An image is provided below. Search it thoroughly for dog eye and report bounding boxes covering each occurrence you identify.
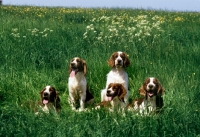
[113,87,117,90]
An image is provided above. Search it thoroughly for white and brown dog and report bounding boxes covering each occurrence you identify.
[68,57,94,111]
[101,51,130,105]
[39,85,61,113]
[97,83,127,111]
[21,86,61,114]
[130,77,165,114]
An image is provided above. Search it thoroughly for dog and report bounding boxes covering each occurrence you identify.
[97,83,127,111]
[101,51,130,105]
[68,57,94,111]
[129,77,164,114]
[39,85,61,113]
[21,86,61,114]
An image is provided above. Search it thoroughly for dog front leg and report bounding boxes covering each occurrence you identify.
[68,94,76,111]
[79,93,86,111]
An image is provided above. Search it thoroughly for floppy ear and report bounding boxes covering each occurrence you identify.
[82,60,87,75]
[107,54,115,67]
[118,84,127,102]
[123,53,130,68]
[157,83,165,96]
[40,88,45,100]
[139,86,146,96]
[68,66,72,74]
[55,91,61,112]
[56,91,60,102]
[68,60,72,74]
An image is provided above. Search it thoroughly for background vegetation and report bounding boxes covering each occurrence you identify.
[0,5,200,136]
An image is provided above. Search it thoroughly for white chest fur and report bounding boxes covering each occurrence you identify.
[106,69,128,89]
[68,72,86,92]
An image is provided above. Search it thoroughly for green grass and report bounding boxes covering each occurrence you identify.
[0,5,200,136]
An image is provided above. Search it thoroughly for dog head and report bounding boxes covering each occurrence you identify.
[107,51,130,68]
[139,77,164,98]
[40,86,61,111]
[69,57,87,77]
[106,83,127,102]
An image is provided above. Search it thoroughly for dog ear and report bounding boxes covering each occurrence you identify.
[82,60,87,75]
[55,91,61,112]
[40,88,45,101]
[68,66,72,74]
[123,53,130,68]
[139,86,146,96]
[157,83,165,96]
[56,91,60,102]
[118,84,127,102]
[68,59,72,74]
[107,53,115,67]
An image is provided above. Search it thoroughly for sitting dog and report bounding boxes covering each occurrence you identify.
[101,51,130,106]
[128,77,164,114]
[98,83,127,111]
[68,57,94,111]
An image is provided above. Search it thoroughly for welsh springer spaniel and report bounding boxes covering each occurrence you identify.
[101,51,130,105]
[131,77,165,114]
[39,85,61,113]
[68,57,94,111]
[96,83,127,111]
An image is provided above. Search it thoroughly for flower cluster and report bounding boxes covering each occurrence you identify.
[10,28,53,38]
[83,15,164,45]
[28,28,53,37]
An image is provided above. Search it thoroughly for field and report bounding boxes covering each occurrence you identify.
[0,5,200,136]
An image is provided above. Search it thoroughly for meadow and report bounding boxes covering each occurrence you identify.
[0,5,200,136]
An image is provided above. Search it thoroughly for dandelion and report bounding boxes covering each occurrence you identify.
[174,17,184,22]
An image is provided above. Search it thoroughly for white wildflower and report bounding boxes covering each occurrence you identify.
[42,34,47,37]
[144,32,150,36]
[44,28,50,32]
[12,28,18,32]
[97,37,101,40]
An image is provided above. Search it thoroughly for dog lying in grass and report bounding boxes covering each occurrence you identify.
[127,77,164,114]
[21,85,61,114]
[96,83,127,111]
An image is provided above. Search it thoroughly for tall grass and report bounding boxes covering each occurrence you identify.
[0,5,200,136]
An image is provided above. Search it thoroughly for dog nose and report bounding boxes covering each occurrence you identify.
[117,59,122,63]
[107,90,111,94]
[71,62,75,66]
[148,84,153,88]
[44,92,48,96]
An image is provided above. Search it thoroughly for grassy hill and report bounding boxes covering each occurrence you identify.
[0,5,200,136]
